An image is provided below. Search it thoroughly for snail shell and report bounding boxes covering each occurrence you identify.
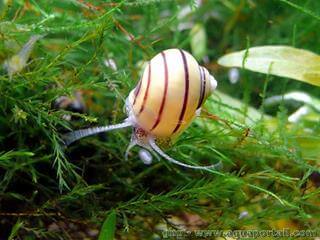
[128,48,217,138]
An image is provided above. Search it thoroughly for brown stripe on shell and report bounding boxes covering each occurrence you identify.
[197,66,206,109]
[172,49,189,134]
[133,79,142,105]
[138,63,151,114]
[150,52,168,131]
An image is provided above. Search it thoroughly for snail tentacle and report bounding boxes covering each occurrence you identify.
[148,137,221,171]
[125,135,137,161]
[63,120,132,146]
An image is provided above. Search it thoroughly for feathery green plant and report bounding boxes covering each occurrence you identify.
[0,0,319,239]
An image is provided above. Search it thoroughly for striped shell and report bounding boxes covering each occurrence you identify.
[128,48,217,138]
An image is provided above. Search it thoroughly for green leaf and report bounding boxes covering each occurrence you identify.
[98,210,117,240]
[190,23,207,61]
[8,219,24,240]
[0,150,35,161]
[218,46,320,86]
[203,90,272,125]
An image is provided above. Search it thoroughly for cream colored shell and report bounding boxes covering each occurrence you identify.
[128,48,215,138]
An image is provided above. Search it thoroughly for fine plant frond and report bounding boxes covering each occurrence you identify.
[0,0,319,239]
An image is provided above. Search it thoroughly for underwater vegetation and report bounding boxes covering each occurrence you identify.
[0,0,319,239]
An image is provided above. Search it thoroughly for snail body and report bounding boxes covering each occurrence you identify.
[64,49,219,170]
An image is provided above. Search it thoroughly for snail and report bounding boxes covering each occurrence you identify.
[64,48,219,170]
[54,91,86,121]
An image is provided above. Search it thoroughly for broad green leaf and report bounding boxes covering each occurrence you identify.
[264,91,320,112]
[98,210,117,240]
[202,90,272,125]
[218,46,320,86]
[190,23,207,60]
